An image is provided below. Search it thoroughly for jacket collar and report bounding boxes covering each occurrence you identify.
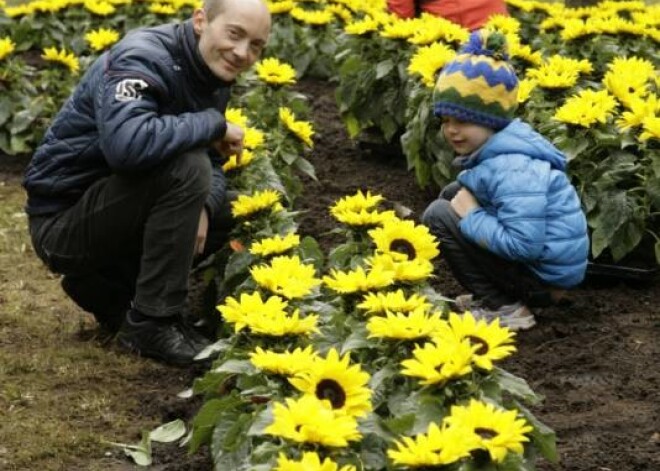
[181,19,232,92]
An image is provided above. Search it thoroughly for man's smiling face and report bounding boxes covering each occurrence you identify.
[193,0,271,81]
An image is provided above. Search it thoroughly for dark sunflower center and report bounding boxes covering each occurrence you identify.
[315,379,347,409]
[389,239,417,260]
[466,335,489,355]
[475,427,498,439]
[470,448,491,466]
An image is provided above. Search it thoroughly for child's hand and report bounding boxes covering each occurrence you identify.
[451,187,480,218]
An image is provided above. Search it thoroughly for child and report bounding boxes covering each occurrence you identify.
[421,31,589,331]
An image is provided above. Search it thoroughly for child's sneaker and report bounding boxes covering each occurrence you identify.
[469,302,536,331]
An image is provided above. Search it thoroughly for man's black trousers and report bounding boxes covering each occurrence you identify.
[28,150,230,319]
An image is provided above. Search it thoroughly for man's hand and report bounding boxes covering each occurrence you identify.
[213,122,244,164]
[195,208,209,255]
[450,187,480,218]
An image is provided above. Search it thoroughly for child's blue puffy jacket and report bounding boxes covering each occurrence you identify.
[457,119,589,288]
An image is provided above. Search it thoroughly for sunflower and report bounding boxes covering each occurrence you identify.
[526,55,591,89]
[267,0,294,15]
[323,265,395,295]
[84,28,119,52]
[330,190,384,214]
[603,57,656,108]
[640,115,660,141]
[3,5,32,18]
[407,42,456,88]
[380,18,419,39]
[400,339,475,386]
[388,422,478,467]
[289,348,372,418]
[0,37,15,60]
[41,47,80,74]
[222,149,255,172]
[332,208,398,227]
[265,395,362,447]
[553,89,618,128]
[509,42,542,66]
[367,308,445,341]
[275,452,356,471]
[84,0,116,16]
[484,14,521,34]
[250,255,321,299]
[290,6,334,25]
[225,107,249,128]
[249,232,301,257]
[250,346,319,376]
[255,57,297,85]
[357,289,431,315]
[422,17,469,44]
[149,3,176,15]
[279,107,315,147]
[244,126,265,149]
[231,189,282,218]
[540,16,563,32]
[329,191,399,227]
[516,78,537,103]
[344,16,379,35]
[244,306,318,336]
[445,399,533,463]
[369,219,439,262]
[327,4,352,23]
[433,312,516,371]
[367,253,435,284]
[559,18,590,41]
[615,95,659,131]
[216,291,288,332]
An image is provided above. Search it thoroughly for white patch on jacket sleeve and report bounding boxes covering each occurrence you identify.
[115,79,148,102]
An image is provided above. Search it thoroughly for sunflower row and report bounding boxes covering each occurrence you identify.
[197,131,554,468]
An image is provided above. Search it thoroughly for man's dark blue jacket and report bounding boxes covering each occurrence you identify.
[24,20,230,217]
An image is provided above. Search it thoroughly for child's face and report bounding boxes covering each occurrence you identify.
[441,116,494,155]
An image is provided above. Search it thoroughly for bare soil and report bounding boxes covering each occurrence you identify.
[295,80,660,471]
[0,79,658,470]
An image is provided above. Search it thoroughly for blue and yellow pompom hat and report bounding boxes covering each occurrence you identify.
[433,30,518,130]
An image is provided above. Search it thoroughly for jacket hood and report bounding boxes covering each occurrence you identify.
[470,119,566,171]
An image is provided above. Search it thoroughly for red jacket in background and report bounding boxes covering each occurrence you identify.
[387,0,509,31]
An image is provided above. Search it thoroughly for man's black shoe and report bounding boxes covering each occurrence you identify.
[178,317,213,353]
[116,311,204,366]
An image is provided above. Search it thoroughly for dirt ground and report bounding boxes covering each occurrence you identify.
[1,80,658,470]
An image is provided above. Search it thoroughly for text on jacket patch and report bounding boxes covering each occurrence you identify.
[115,79,149,102]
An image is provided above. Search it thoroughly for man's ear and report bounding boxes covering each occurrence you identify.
[192,8,206,35]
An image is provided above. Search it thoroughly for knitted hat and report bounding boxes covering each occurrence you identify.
[433,30,519,130]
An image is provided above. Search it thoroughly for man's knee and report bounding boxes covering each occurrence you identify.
[171,150,212,195]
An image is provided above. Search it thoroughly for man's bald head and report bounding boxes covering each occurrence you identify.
[203,0,270,22]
